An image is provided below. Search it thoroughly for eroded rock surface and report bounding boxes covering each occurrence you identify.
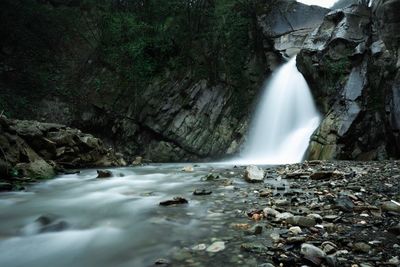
[0,116,124,188]
[297,1,400,160]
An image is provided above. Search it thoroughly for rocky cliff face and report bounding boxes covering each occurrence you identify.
[297,0,400,160]
[0,0,328,162]
[258,0,329,57]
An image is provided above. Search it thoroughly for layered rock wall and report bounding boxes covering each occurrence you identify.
[297,1,400,160]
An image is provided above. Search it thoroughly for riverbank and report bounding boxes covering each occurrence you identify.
[0,160,398,266]
[166,160,400,267]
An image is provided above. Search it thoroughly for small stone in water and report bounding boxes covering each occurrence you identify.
[381,201,400,213]
[154,258,170,266]
[159,197,188,206]
[191,244,207,251]
[182,165,194,172]
[263,207,280,218]
[244,165,265,183]
[288,226,302,235]
[97,170,112,178]
[193,189,212,195]
[353,242,371,253]
[206,241,225,252]
[301,243,326,265]
[286,216,316,228]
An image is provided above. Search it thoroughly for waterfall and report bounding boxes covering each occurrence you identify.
[238,56,320,165]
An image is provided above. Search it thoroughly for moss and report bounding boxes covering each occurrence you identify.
[323,57,351,86]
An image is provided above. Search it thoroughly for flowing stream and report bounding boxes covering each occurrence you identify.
[0,165,217,267]
[237,56,320,165]
[0,164,287,267]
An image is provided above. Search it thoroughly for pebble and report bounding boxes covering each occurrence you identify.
[389,256,399,265]
[244,165,265,183]
[300,243,326,265]
[206,241,225,252]
[159,197,188,206]
[193,189,212,195]
[191,244,207,251]
[245,224,263,235]
[323,215,339,222]
[353,242,371,253]
[321,241,337,254]
[288,226,302,235]
[381,201,400,213]
[276,212,294,221]
[96,170,112,178]
[182,165,194,172]
[263,208,280,217]
[286,216,316,227]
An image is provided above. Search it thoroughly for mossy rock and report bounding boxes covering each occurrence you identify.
[15,159,55,179]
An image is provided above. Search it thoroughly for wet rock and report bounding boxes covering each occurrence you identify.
[245,224,263,235]
[287,216,316,227]
[381,201,400,213]
[288,226,302,235]
[310,171,344,180]
[388,224,400,235]
[389,256,400,265]
[193,189,212,196]
[321,241,338,254]
[159,197,188,206]
[276,212,294,221]
[324,215,339,222]
[287,236,306,244]
[191,244,207,251]
[63,169,80,175]
[275,199,289,206]
[335,195,354,212]
[201,173,219,181]
[0,182,12,191]
[132,156,142,166]
[206,241,225,252]
[353,242,371,253]
[301,243,326,265]
[240,243,268,254]
[97,170,112,178]
[153,258,171,266]
[285,171,310,179]
[0,117,123,185]
[244,165,265,183]
[24,215,69,234]
[308,213,323,223]
[263,208,281,218]
[270,233,280,242]
[182,165,194,172]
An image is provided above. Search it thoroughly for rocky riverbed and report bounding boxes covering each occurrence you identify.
[0,160,399,267]
[161,160,400,267]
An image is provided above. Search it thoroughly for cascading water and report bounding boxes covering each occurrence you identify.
[238,56,320,164]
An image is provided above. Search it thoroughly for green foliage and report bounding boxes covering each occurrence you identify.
[322,57,351,91]
[94,0,264,117]
[1,0,265,118]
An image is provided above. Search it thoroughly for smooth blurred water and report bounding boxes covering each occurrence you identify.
[0,164,238,267]
[237,56,320,165]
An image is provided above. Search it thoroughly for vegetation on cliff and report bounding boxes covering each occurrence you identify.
[0,0,272,118]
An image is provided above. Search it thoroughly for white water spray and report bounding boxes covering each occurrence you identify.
[237,56,320,165]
